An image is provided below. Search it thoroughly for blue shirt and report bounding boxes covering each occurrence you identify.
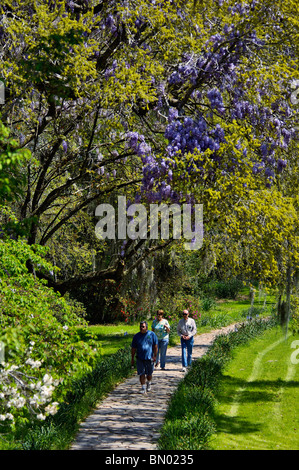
[131,330,158,361]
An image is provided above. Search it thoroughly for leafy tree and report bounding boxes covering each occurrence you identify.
[0,0,298,304]
[0,121,31,202]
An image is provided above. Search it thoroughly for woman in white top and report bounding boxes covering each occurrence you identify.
[151,309,170,370]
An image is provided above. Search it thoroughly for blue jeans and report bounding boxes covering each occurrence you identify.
[180,336,194,367]
[156,339,169,368]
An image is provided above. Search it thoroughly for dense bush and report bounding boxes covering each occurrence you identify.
[200,296,216,312]
[202,279,244,299]
[0,235,101,433]
[155,293,202,323]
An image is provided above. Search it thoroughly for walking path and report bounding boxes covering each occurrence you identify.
[71,324,237,450]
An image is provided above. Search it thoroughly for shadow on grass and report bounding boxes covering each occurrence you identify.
[213,374,299,436]
[213,376,299,435]
[212,414,262,436]
[219,374,299,397]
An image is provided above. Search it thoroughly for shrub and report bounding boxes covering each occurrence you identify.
[200,296,216,312]
[203,279,243,299]
[198,311,230,329]
[158,413,216,450]
[155,292,202,323]
[0,237,101,433]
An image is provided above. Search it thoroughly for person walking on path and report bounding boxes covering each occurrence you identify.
[131,320,158,394]
[177,309,197,371]
[151,309,170,370]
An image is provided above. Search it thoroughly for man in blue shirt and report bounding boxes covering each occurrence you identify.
[131,321,158,394]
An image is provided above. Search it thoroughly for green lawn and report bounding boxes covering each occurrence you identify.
[87,323,137,355]
[210,326,299,450]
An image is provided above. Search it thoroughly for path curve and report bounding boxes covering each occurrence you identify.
[71,324,237,450]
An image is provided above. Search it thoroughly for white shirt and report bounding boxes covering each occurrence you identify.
[177,318,197,338]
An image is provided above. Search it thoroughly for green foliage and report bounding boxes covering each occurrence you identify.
[199,311,230,329]
[155,290,201,323]
[200,296,216,312]
[0,121,31,202]
[0,235,101,430]
[290,295,299,335]
[158,411,216,451]
[0,0,297,306]
[203,279,244,300]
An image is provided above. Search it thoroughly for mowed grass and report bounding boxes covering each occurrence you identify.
[210,326,299,450]
[88,323,137,355]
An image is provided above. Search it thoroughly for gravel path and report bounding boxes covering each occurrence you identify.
[71,324,237,450]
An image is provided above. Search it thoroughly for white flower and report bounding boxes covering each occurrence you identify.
[45,402,59,415]
[25,358,42,369]
[42,374,53,385]
[10,387,19,396]
[62,325,69,330]
[30,393,41,405]
[36,413,46,421]
[15,397,26,408]
[40,385,54,399]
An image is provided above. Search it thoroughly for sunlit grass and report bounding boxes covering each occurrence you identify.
[88,323,137,355]
[210,326,299,450]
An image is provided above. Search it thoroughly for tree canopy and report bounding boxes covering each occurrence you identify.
[0,0,298,300]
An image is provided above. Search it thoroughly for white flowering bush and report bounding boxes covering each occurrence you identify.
[0,235,101,438]
[0,342,62,429]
